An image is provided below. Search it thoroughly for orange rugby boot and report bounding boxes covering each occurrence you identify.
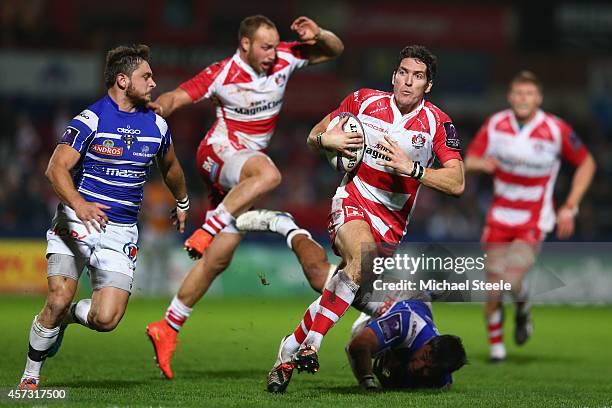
[146,320,178,380]
[18,377,39,390]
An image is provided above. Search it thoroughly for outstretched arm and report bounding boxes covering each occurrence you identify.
[156,144,189,233]
[290,16,344,65]
[148,87,193,118]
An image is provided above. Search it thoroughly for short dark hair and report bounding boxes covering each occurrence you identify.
[395,45,437,82]
[510,70,543,93]
[104,44,150,89]
[428,335,467,379]
[238,15,276,42]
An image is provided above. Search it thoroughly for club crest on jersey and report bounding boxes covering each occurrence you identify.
[533,142,545,153]
[412,133,426,149]
[274,73,287,86]
[122,133,137,150]
[123,242,138,262]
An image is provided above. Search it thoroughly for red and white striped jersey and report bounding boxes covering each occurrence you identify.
[331,89,463,244]
[179,42,309,150]
[467,109,588,232]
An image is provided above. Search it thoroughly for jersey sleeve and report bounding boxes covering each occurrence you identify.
[366,310,410,352]
[276,41,309,71]
[558,119,588,166]
[155,114,172,157]
[432,112,462,164]
[466,119,490,158]
[58,109,98,154]
[178,58,228,103]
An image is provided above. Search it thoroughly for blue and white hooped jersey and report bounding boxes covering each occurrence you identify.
[367,300,452,388]
[59,95,172,224]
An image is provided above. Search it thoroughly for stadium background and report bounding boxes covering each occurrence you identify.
[0,1,611,407]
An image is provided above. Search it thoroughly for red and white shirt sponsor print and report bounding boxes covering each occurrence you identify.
[179,42,308,151]
[330,88,463,245]
[467,109,588,232]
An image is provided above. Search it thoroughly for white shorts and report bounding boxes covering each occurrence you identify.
[46,204,139,280]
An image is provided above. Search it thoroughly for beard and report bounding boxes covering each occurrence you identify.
[126,84,151,108]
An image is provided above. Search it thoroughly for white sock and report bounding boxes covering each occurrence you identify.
[272,214,299,236]
[23,315,60,379]
[277,335,301,365]
[286,229,312,249]
[74,299,92,328]
[165,295,193,331]
[23,357,43,381]
[59,302,78,325]
[490,343,506,359]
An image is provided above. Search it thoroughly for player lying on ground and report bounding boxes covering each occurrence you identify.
[272,44,465,381]
[146,15,344,380]
[465,70,596,362]
[18,45,189,390]
[267,294,467,393]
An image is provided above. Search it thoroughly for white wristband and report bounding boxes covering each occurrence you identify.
[176,197,190,211]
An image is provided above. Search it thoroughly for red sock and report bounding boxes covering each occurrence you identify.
[487,308,503,345]
[304,270,359,350]
[293,297,320,343]
[202,203,234,236]
[164,296,192,332]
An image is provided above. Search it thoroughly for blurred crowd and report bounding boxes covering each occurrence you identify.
[0,100,610,243]
[1,0,611,243]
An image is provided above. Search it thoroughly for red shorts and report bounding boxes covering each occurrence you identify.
[327,191,398,257]
[196,140,267,207]
[481,224,545,245]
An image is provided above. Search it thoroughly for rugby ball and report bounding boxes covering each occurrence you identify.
[325,112,365,173]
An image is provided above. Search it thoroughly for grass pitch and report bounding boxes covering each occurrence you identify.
[1,296,611,407]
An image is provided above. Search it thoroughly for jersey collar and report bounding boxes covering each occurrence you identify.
[233,50,263,80]
[510,109,545,137]
[391,97,425,123]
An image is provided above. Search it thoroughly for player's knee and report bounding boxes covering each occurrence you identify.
[255,166,282,192]
[208,256,232,275]
[89,310,122,332]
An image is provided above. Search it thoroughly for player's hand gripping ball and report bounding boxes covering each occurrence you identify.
[325,112,365,173]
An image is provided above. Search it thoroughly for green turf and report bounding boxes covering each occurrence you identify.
[0,296,610,407]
